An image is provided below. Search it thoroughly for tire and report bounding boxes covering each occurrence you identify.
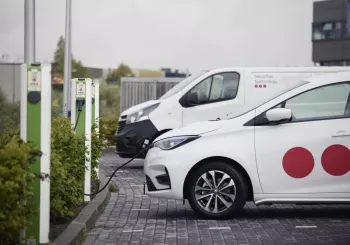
[186,161,248,219]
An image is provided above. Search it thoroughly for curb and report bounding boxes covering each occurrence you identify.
[50,169,111,245]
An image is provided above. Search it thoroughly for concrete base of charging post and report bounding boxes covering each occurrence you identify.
[50,169,111,245]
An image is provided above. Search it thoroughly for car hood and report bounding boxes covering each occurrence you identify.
[120,100,160,116]
[156,119,227,140]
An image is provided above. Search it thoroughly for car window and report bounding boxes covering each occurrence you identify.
[209,73,239,101]
[190,77,212,103]
[186,72,240,106]
[282,83,350,121]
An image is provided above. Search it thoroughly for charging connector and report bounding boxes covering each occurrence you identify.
[77,99,85,112]
[73,99,85,131]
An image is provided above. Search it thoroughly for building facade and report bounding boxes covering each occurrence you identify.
[0,62,21,103]
[312,0,350,66]
[161,68,188,78]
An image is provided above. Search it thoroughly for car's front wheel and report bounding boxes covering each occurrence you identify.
[187,161,248,219]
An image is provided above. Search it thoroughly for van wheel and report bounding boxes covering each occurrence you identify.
[187,161,248,219]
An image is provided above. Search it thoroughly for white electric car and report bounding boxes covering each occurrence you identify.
[144,71,350,219]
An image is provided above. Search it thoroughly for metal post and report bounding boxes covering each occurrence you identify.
[24,0,36,63]
[63,0,72,117]
[67,0,72,117]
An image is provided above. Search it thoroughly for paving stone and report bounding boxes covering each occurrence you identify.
[84,151,350,245]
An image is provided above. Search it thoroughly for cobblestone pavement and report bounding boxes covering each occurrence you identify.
[84,150,350,245]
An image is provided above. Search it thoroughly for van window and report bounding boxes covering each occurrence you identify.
[185,72,240,106]
[159,70,207,100]
[283,82,350,121]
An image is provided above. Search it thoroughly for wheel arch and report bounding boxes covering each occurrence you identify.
[183,156,254,201]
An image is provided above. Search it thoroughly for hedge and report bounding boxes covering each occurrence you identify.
[0,117,103,243]
[50,118,102,220]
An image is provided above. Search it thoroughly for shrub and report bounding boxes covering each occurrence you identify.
[0,88,20,138]
[50,118,103,219]
[51,88,63,118]
[0,126,42,245]
[91,123,103,191]
[50,118,86,219]
[99,117,118,146]
[99,80,120,118]
[108,183,118,193]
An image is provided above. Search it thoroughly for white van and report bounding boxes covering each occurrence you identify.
[115,67,350,158]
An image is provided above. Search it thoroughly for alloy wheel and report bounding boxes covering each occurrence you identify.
[194,170,236,213]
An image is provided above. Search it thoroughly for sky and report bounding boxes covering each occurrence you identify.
[0,0,316,73]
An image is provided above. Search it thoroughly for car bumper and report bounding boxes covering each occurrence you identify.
[115,119,158,158]
[143,146,201,200]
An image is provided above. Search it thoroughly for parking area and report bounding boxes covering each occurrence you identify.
[84,150,350,245]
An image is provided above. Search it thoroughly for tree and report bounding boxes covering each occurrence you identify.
[51,35,89,79]
[106,63,135,85]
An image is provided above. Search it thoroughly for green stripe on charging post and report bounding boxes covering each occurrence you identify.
[20,63,51,244]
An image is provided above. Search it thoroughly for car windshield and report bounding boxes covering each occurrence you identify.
[159,70,208,100]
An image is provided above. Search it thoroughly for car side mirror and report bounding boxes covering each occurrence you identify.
[265,108,292,123]
[186,92,198,105]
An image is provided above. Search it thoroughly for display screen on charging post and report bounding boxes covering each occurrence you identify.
[76,82,86,99]
[27,68,41,104]
[76,82,86,112]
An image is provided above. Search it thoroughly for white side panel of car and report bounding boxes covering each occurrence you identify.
[255,118,350,194]
[255,81,350,194]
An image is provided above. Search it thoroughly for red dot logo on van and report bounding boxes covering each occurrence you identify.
[283,147,314,178]
[321,144,350,176]
[259,84,262,88]
[254,84,258,88]
[263,84,266,88]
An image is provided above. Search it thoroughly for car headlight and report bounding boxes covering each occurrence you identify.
[153,135,200,150]
[126,103,160,124]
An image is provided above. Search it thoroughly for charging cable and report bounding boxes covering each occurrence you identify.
[84,138,155,196]
[71,99,154,197]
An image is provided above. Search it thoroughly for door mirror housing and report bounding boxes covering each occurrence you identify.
[186,92,198,106]
[265,108,292,123]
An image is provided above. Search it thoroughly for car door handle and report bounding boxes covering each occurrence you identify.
[331,131,350,138]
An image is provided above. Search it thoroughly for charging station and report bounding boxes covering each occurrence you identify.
[20,63,51,244]
[92,80,100,178]
[71,78,92,202]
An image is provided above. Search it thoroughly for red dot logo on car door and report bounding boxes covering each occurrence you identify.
[282,145,350,178]
[282,147,314,178]
[321,145,350,176]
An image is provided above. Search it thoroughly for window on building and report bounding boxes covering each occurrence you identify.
[312,21,344,40]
